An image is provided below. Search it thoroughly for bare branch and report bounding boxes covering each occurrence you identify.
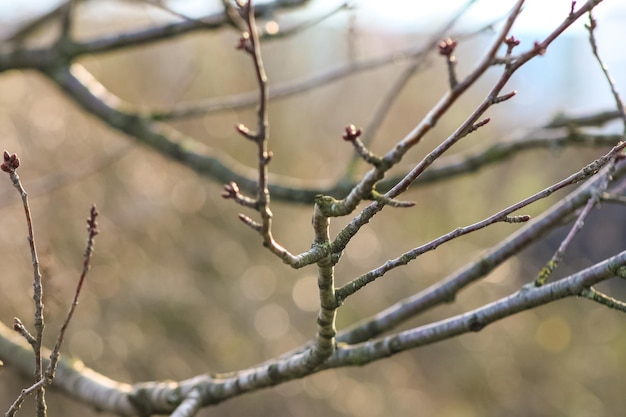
[534,164,611,286]
[585,11,626,133]
[336,143,624,303]
[2,151,47,416]
[317,0,526,219]
[45,206,99,383]
[581,287,626,313]
[328,249,626,367]
[337,158,626,344]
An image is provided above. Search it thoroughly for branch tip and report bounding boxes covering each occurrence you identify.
[235,123,256,140]
[504,35,520,49]
[342,124,362,141]
[438,38,457,57]
[221,181,240,199]
[1,150,20,173]
[439,38,459,89]
[87,204,99,237]
[236,31,254,53]
[493,90,517,104]
[238,213,262,231]
[13,317,36,346]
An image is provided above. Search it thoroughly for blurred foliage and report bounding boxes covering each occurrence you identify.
[1,3,626,417]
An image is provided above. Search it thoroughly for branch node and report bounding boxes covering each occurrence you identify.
[533,41,547,56]
[569,1,577,19]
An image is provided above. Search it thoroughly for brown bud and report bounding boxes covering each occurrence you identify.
[504,36,520,48]
[342,124,362,141]
[438,38,457,56]
[1,150,19,172]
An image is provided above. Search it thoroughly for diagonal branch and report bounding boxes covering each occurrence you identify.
[336,157,626,344]
[327,249,626,367]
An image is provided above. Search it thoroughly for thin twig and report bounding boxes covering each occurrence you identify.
[336,142,625,303]
[327,0,603,258]
[59,0,75,41]
[534,164,612,286]
[335,158,626,345]
[580,287,626,313]
[45,205,98,383]
[1,151,47,417]
[585,11,626,134]
[5,378,47,417]
[315,1,525,222]
[4,1,83,43]
[343,0,481,180]
[327,249,626,368]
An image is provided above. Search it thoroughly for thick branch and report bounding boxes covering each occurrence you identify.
[326,249,626,367]
[336,158,626,344]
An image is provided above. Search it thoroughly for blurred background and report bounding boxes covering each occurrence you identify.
[1,1,626,416]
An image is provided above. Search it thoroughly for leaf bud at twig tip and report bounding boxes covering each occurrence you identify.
[467,118,490,134]
[342,124,362,141]
[494,91,517,104]
[438,38,457,56]
[221,181,240,199]
[235,123,255,140]
[238,213,262,231]
[13,317,23,331]
[1,150,20,172]
[87,204,99,236]
[504,36,520,48]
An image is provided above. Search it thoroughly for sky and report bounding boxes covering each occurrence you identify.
[3,0,625,35]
